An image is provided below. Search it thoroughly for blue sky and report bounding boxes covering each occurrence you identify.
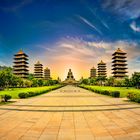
[0,0,140,79]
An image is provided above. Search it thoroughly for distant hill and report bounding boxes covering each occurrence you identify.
[0,66,12,71]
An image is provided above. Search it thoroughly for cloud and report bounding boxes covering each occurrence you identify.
[15,37,140,80]
[77,15,103,35]
[0,0,33,13]
[130,21,140,32]
[33,37,140,80]
[102,0,140,20]
[87,6,110,30]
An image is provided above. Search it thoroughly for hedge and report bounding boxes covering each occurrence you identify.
[18,85,62,99]
[1,94,12,102]
[79,85,120,98]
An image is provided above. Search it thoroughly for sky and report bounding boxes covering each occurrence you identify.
[0,0,140,80]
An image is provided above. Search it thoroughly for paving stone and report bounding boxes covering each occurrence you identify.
[0,85,140,139]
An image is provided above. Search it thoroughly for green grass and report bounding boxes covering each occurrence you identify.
[80,84,140,97]
[0,85,61,99]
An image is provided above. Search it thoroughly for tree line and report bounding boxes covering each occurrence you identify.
[0,67,60,89]
[80,73,140,88]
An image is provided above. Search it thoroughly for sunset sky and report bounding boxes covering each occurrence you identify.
[0,0,140,80]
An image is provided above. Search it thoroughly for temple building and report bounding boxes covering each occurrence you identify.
[44,67,51,80]
[63,69,78,84]
[34,61,43,79]
[98,60,107,77]
[90,66,96,78]
[112,48,127,79]
[13,50,29,78]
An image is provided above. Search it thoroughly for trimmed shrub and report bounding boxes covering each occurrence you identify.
[95,90,100,94]
[28,92,35,97]
[17,85,62,99]
[102,90,110,95]
[79,85,121,98]
[1,94,12,102]
[127,92,134,100]
[94,89,99,93]
[91,89,94,92]
[127,92,140,103]
[99,90,104,94]
[111,91,120,98]
[18,92,28,98]
[136,95,140,103]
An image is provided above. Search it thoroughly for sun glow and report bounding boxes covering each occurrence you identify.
[49,61,90,81]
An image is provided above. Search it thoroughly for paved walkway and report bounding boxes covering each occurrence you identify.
[0,85,140,140]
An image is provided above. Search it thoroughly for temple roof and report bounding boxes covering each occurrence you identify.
[37,61,41,64]
[116,48,124,53]
[91,66,96,69]
[15,49,28,57]
[44,67,50,70]
[112,48,126,56]
[17,49,24,54]
[98,60,106,64]
[35,61,43,66]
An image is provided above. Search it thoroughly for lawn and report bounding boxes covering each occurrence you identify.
[0,85,61,99]
[80,85,140,97]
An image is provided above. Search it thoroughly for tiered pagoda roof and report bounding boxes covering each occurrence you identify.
[34,61,43,79]
[44,67,51,80]
[90,66,96,78]
[13,50,29,78]
[98,60,107,77]
[112,48,128,78]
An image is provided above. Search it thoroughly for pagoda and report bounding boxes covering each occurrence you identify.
[34,61,43,79]
[98,60,107,77]
[13,49,29,78]
[63,69,77,84]
[90,66,96,78]
[44,67,51,80]
[112,48,127,79]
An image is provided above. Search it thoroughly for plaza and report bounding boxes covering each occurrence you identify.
[0,86,140,140]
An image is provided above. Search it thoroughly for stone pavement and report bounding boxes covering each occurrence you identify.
[0,85,140,140]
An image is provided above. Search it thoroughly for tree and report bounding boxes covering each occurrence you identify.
[0,71,5,87]
[96,76,106,86]
[0,68,13,88]
[32,78,39,87]
[124,77,132,88]
[132,72,140,88]
[27,73,34,80]
[23,79,32,87]
[90,78,97,85]
[10,75,19,87]
[80,79,89,85]
[107,77,115,86]
[38,79,44,86]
